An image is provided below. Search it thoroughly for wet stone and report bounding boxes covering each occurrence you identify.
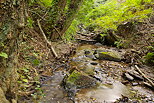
[96,50,122,62]
[85,54,96,60]
[64,70,97,89]
[124,73,134,81]
[94,43,103,46]
[84,50,91,55]
[90,62,98,65]
[132,82,139,86]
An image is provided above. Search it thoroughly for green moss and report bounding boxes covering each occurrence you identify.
[65,70,97,88]
[66,70,81,84]
[144,52,154,65]
[101,52,109,55]
[39,0,53,7]
[101,52,117,58]
[99,51,122,61]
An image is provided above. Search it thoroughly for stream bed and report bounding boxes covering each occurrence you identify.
[40,44,154,103]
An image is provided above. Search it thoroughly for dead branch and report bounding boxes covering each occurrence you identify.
[134,65,154,87]
[37,19,58,58]
[53,26,62,39]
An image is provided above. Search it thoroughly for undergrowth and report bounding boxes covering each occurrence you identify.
[65,0,153,40]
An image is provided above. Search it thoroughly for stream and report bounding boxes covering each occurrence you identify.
[39,44,154,103]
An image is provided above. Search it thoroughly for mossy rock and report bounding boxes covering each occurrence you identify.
[98,51,122,62]
[82,67,95,76]
[65,70,97,89]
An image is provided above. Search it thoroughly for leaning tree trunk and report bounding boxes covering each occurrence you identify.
[50,0,83,40]
[49,0,67,26]
[0,0,27,102]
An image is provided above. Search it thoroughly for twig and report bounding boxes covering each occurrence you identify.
[134,65,154,87]
[53,26,62,39]
[42,9,50,19]
[18,90,35,96]
[37,19,58,58]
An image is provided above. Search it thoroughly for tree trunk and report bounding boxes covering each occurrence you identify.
[50,0,83,40]
[0,0,27,101]
[49,0,67,25]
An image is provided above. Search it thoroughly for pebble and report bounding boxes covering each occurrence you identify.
[84,50,91,55]
[132,82,138,86]
[124,73,134,81]
[94,43,103,46]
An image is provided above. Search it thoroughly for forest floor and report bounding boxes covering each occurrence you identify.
[17,17,154,103]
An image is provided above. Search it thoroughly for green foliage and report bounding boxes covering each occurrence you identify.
[31,83,45,100]
[1,23,10,42]
[64,19,79,41]
[66,0,153,36]
[25,53,40,66]
[29,0,153,40]
[0,52,8,58]
[18,67,30,89]
[32,59,40,66]
[100,33,107,37]
[64,0,94,40]
[146,46,154,51]
[91,0,153,30]
[39,0,53,7]
[28,0,36,6]
[27,17,34,28]
[144,52,154,65]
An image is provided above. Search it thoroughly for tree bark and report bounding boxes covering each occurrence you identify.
[0,0,27,101]
[50,0,83,40]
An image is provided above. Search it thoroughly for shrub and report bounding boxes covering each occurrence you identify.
[144,52,154,65]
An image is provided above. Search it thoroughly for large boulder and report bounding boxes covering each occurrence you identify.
[96,50,122,62]
[65,70,97,89]
[63,70,98,98]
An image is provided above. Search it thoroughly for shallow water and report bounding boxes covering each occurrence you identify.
[40,44,154,103]
[39,71,73,103]
[75,81,130,103]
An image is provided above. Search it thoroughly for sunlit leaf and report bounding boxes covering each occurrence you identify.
[22,79,28,83]
[0,52,8,58]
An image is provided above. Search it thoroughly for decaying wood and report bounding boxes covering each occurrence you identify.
[134,65,154,87]
[37,19,58,58]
